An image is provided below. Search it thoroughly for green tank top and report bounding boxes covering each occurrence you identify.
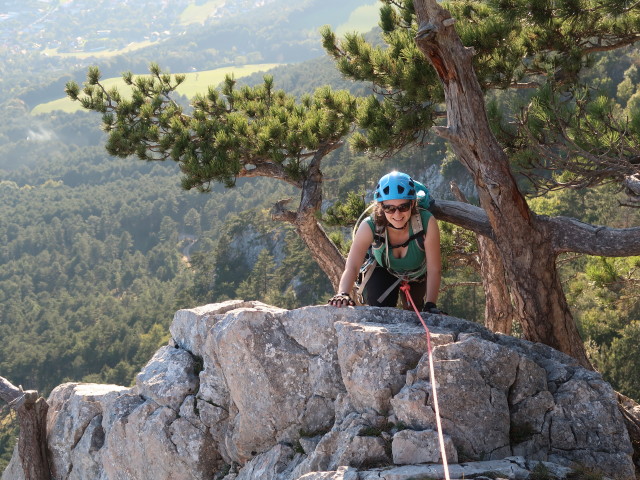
[365,209,432,278]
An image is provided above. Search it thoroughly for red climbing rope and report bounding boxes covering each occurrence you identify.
[400,282,451,480]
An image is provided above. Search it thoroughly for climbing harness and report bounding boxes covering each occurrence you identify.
[400,282,451,480]
[352,205,427,305]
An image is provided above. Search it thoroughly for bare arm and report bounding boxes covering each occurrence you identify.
[330,221,374,306]
[424,215,442,304]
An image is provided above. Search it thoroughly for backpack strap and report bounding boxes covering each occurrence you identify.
[412,210,426,252]
[355,251,377,304]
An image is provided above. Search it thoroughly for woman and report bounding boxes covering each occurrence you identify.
[328,171,443,313]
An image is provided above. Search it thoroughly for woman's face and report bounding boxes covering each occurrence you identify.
[381,199,413,228]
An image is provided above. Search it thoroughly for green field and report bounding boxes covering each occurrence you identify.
[31,63,283,115]
[179,0,227,25]
[42,40,158,60]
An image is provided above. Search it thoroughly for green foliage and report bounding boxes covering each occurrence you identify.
[323,191,368,227]
[236,249,277,302]
[575,254,640,399]
[545,184,640,400]
[515,80,640,191]
[585,257,619,287]
[67,67,358,192]
[189,209,332,309]
[321,18,441,155]
[0,153,200,393]
[324,0,640,192]
[435,220,485,322]
[328,231,351,257]
[528,183,622,225]
[0,412,17,473]
[590,322,640,401]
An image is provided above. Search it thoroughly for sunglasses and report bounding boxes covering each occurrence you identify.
[381,201,412,214]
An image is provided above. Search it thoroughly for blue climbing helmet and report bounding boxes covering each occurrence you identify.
[374,171,417,202]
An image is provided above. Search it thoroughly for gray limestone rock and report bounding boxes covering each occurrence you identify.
[296,466,359,480]
[234,444,299,480]
[135,345,199,410]
[209,306,342,463]
[357,456,573,480]
[393,350,512,460]
[391,429,457,464]
[170,300,267,357]
[46,382,130,480]
[290,412,391,478]
[5,302,635,480]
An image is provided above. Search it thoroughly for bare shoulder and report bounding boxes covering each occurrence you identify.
[355,220,375,243]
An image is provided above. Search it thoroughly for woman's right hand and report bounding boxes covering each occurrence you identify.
[328,292,355,307]
[329,221,373,308]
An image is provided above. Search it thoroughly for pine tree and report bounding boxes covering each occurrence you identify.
[321,0,640,368]
[66,69,357,289]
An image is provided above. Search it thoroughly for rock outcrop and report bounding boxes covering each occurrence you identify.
[3,301,636,480]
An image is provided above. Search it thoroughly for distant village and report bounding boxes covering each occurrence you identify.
[0,0,277,56]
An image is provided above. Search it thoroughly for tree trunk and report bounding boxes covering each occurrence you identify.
[295,220,346,290]
[413,0,591,368]
[450,182,514,334]
[618,392,640,470]
[476,229,514,334]
[270,196,345,291]
[0,376,51,480]
[270,147,346,292]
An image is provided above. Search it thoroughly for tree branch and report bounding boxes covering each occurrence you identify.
[547,216,640,255]
[433,198,640,257]
[270,198,297,224]
[0,376,51,480]
[485,81,541,90]
[0,375,23,405]
[429,199,495,240]
[582,35,640,54]
[440,281,482,292]
[239,162,303,188]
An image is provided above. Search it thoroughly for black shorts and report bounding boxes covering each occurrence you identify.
[363,266,426,310]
